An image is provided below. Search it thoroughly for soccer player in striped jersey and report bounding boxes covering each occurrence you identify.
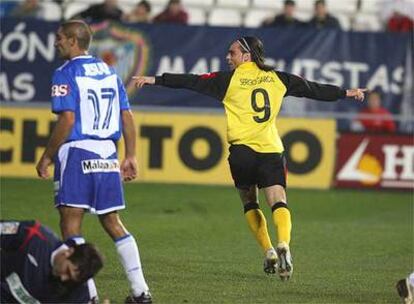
[35,20,151,303]
[133,36,366,281]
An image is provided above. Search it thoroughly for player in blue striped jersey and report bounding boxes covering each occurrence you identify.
[35,20,151,303]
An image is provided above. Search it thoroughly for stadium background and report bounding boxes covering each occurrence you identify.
[0,0,413,302]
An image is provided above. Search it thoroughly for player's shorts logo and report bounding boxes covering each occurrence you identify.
[81,159,120,174]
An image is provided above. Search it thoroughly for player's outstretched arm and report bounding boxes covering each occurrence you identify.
[133,76,155,88]
[345,88,368,101]
[276,71,368,102]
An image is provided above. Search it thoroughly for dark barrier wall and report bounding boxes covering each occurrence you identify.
[0,18,411,115]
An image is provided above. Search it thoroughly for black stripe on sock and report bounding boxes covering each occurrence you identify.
[244,202,260,213]
[271,202,288,213]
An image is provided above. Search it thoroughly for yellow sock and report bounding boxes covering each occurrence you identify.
[244,203,273,253]
[272,203,292,245]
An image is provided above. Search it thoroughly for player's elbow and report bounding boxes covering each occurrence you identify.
[121,110,136,129]
[121,109,134,123]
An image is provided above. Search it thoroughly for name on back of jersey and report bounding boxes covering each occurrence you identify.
[83,62,111,77]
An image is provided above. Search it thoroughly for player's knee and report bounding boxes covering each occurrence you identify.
[238,187,257,203]
[99,212,118,227]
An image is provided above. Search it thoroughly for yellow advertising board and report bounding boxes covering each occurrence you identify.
[0,107,335,189]
[0,108,56,177]
[133,111,232,185]
[277,117,336,189]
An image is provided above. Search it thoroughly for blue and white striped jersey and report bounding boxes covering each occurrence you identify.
[51,55,130,142]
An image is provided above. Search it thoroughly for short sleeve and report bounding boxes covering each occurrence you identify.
[51,70,77,114]
[117,76,130,111]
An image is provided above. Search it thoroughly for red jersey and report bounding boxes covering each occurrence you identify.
[358,107,396,133]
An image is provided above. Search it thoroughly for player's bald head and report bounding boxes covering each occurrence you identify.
[59,20,92,51]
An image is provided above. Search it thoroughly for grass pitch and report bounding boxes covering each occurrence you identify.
[1,177,412,303]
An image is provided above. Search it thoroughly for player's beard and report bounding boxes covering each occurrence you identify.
[49,274,81,299]
[57,48,69,60]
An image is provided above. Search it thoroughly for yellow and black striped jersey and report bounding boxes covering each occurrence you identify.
[155,62,346,153]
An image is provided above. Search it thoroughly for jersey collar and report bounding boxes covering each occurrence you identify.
[71,55,93,61]
[237,62,257,70]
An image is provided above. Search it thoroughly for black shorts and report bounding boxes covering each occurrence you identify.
[228,144,287,190]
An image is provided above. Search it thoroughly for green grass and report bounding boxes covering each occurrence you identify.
[1,177,413,303]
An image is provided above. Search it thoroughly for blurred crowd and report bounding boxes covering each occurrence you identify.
[3,0,189,25]
[1,0,413,32]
